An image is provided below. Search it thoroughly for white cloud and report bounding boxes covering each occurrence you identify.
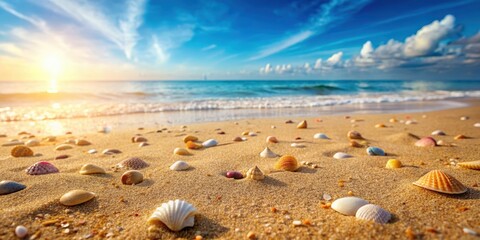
[202,44,217,51]
[151,24,195,64]
[326,51,343,65]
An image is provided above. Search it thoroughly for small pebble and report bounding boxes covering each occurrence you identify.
[292,220,302,226]
[15,225,28,238]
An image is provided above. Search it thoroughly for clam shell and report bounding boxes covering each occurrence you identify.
[169,161,190,171]
[347,131,363,140]
[266,136,278,143]
[174,148,190,155]
[414,137,437,147]
[260,147,278,158]
[59,190,95,206]
[117,157,149,170]
[331,197,369,216]
[297,120,307,129]
[202,139,218,148]
[183,135,198,143]
[246,166,265,180]
[25,139,40,147]
[366,146,385,156]
[458,160,480,170]
[26,161,59,175]
[333,152,352,159]
[102,149,122,155]
[274,155,299,172]
[431,130,446,136]
[55,144,73,151]
[313,133,330,140]
[75,139,91,146]
[226,171,243,179]
[413,170,467,194]
[186,141,203,149]
[79,164,106,175]
[132,136,148,143]
[11,145,34,157]
[0,180,26,195]
[147,199,197,232]
[355,204,391,224]
[121,170,144,185]
[385,159,402,169]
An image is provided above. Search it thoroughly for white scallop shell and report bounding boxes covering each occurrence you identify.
[314,133,330,140]
[333,152,352,159]
[202,139,218,148]
[169,161,190,171]
[259,147,278,158]
[331,197,368,216]
[355,204,391,224]
[148,199,197,231]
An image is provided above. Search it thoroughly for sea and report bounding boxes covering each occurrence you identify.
[0,80,479,135]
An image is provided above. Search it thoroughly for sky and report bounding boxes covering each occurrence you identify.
[0,0,479,81]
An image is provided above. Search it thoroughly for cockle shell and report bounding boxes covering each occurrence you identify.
[55,144,73,151]
[25,139,40,147]
[59,190,95,206]
[226,171,243,179]
[102,149,122,155]
[0,180,26,195]
[366,147,386,156]
[431,130,446,136]
[79,164,106,175]
[132,136,148,143]
[121,170,144,185]
[186,141,203,149]
[333,152,352,159]
[385,159,402,169]
[297,120,307,129]
[11,145,34,157]
[266,136,278,143]
[169,161,190,171]
[183,135,198,143]
[26,161,59,175]
[375,124,387,128]
[117,157,149,170]
[246,166,265,180]
[260,147,278,158]
[202,139,218,148]
[314,133,330,140]
[413,170,467,194]
[147,199,197,232]
[174,148,190,155]
[458,160,480,170]
[331,197,369,216]
[274,155,299,172]
[414,137,437,147]
[347,131,363,140]
[75,139,91,146]
[355,204,391,224]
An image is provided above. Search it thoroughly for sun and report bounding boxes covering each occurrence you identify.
[42,54,63,93]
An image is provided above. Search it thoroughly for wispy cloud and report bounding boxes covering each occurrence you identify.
[202,44,217,51]
[0,1,47,30]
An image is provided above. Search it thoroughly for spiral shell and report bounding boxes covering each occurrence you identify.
[26,161,59,175]
[413,170,467,194]
[147,199,197,231]
[11,145,34,157]
[458,160,480,170]
[355,204,391,224]
[297,120,307,129]
[117,157,149,170]
[246,166,265,180]
[274,155,299,172]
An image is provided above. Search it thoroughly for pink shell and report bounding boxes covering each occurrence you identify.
[26,161,59,175]
[414,137,437,147]
[117,157,149,170]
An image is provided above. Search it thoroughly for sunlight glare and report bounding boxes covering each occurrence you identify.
[43,55,62,93]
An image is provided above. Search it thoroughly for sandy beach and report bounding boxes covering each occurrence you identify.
[1,101,479,239]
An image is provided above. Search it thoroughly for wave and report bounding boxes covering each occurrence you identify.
[271,84,343,92]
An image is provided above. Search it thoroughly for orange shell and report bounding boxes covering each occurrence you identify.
[183,135,198,143]
[458,160,480,170]
[385,159,402,169]
[274,155,299,172]
[413,170,467,194]
[186,141,202,149]
[11,145,34,157]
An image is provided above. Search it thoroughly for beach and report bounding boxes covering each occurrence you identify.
[1,100,479,239]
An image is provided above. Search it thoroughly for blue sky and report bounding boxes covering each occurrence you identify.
[0,0,479,80]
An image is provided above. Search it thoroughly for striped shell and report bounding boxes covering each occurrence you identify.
[415,137,437,147]
[274,155,299,172]
[297,120,307,129]
[413,170,467,194]
[0,180,26,195]
[347,131,363,140]
[147,199,197,232]
[458,160,480,170]
[186,141,202,149]
[246,166,265,180]
[366,146,385,156]
[355,204,391,224]
[385,159,402,169]
[60,190,95,206]
[260,147,278,158]
[11,145,34,157]
[117,157,149,170]
[183,135,198,143]
[26,161,59,175]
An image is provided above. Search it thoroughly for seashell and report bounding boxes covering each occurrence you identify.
[271,125,276,129]
[241,131,249,136]
[389,118,398,123]
[186,141,203,149]
[259,147,278,158]
[458,160,480,170]
[1,140,24,146]
[121,170,144,185]
[248,132,257,137]
[11,145,34,157]
[15,225,28,238]
[132,136,148,143]
[454,134,467,140]
[355,204,391,224]
[202,139,218,148]
[313,133,330,140]
[460,116,469,121]
[290,143,305,148]
[274,155,299,172]
[102,149,122,155]
[385,159,402,169]
[55,144,73,151]
[54,154,69,160]
[414,137,437,147]
[117,157,149,170]
[233,136,243,142]
[183,135,198,143]
[169,161,190,171]
[333,152,352,159]
[405,120,417,125]
[75,139,91,146]
[331,197,369,216]
[323,193,332,201]
[0,180,26,195]
[375,124,387,128]
[266,136,278,143]
[79,164,106,175]
[285,120,293,124]
[26,161,59,175]
[347,131,363,140]
[43,136,56,142]
[226,171,243,179]
[474,123,480,128]
[139,142,149,147]
[366,146,386,156]
[25,139,40,147]
[349,140,363,148]
[88,149,97,154]
[436,140,445,146]
[60,189,95,206]
[246,166,265,180]
[174,148,190,156]
[413,170,467,194]
[147,199,197,231]
[431,130,446,136]
[297,120,307,129]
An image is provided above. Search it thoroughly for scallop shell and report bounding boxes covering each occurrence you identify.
[55,144,73,151]
[414,137,437,147]
[246,166,265,180]
[174,148,190,156]
[355,204,391,224]
[297,120,307,129]
[183,135,198,143]
[75,139,91,146]
[26,161,59,175]
[11,145,34,157]
[169,161,190,171]
[333,152,352,159]
[458,160,480,170]
[431,130,446,136]
[121,170,144,185]
[412,170,467,194]
[266,136,278,143]
[313,133,330,140]
[0,180,26,195]
[132,136,148,143]
[147,199,197,232]
[347,131,363,140]
[366,146,385,156]
[331,197,369,216]
[274,155,299,172]
[259,147,278,158]
[59,190,95,206]
[186,141,203,150]
[202,139,218,148]
[385,159,402,169]
[102,149,122,155]
[117,157,149,170]
[226,171,243,179]
[79,164,106,175]
[25,139,40,147]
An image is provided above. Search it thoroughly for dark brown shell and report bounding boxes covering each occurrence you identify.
[11,146,34,157]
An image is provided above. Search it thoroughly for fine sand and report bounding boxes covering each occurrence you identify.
[1,101,480,239]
